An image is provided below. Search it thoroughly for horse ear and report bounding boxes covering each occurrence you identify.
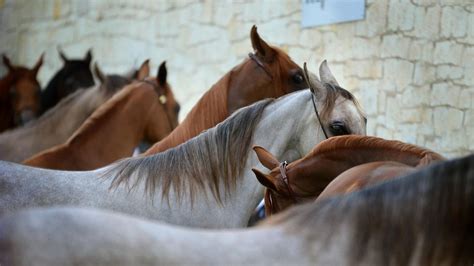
[58,47,68,62]
[253,146,279,170]
[252,168,277,191]
[319,60,339,86]
[157,61,167,86]
[250,25,275,63]
[2,54,13,71]
[84,49,92,64]
[136,59,150,80]
[32,53,44,76]
[93,63,105,84]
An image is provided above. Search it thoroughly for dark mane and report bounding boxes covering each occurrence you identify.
[102,74,131,94]
[103,99,274,203]
[266,154,474,265]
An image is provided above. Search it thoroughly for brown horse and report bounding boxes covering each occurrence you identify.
[23,62,179,170]
[252,135,445,216]
[0,54,43,133]
[144,25,308,155]
[0,61,150,163]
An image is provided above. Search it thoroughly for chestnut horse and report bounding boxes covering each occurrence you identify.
[24,62,179,170]
[144,25,308,155]
[252,135,445,216]
[2,154,473,265]
[0,54,43,132]
[0,61,149,162]
[40,49,95,113]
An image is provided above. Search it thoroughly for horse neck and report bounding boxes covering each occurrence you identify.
[66,86,155,165]
[144,72,231,155]
[301,144,437,181]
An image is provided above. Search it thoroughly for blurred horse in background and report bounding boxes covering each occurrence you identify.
[24,62,179,170]
[40,49,95,113]
[1,153,472,265]
[144,25,309,155]
[0,54,43,132]
[0,60,150,162]
[252,135,445,216]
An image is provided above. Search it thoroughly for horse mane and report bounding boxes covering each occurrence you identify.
[307,135,445,161]
[265,154,474,265]
[104,99,273,204]
[144,67,234,154]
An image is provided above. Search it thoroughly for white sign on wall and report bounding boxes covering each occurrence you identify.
[301,0,365,28]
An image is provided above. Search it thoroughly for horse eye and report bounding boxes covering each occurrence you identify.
[329,121,349,136]
[292,73,304,84]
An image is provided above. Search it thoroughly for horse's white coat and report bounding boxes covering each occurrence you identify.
[0,90,365,228]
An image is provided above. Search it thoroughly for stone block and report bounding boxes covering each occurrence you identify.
[433,106,463,135]
[351,37,381,59]
[433,41,463,65]
[346,59,382,79]
[441,6,469,38]
[407,5,440,39]
[408,40,434,62]
[436,65,464,80]
[387,0,415,31]
[413,63,436,86]
[299,29,322,50]
[381,34,411,58]
[355,0,388,37]
[459,90,473,109]
[431,82,460,107]
[383,59,414,91]
[401,85,430,107]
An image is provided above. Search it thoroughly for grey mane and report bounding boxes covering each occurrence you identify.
[104,99,274,204]
[269,154,474,265]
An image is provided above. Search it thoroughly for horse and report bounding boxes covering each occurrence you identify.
[0,54,43,133]
[0,62,366,228]
[1,154,472,265]
[252,135,445,216]
[40,49,95,113]
[23,62,179,170]
[143,25,309,155]
[0,60,150,162]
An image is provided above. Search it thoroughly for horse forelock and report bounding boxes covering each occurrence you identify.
[103,99,273,204]
[264,154,474,265]
[319,83,365,123]
[306,135,444,162]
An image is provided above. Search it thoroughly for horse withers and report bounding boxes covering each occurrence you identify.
[0,54,43,132]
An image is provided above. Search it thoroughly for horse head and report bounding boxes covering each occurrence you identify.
[143,61,180,142]
[2,54,43,125]
[57,48,95,97]
[226,25,309,114]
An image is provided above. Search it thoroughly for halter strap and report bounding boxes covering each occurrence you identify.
[248,52,273,80]
[139,80,174,132]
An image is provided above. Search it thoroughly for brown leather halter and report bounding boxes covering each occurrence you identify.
[140,80,175,132]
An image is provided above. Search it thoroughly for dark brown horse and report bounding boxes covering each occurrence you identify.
[23,62,179,170]
[40,49,95,113]
[0,54,43,133]
[144,25,308,155]
[252,135,445,216]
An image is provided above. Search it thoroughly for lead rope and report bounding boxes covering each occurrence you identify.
[303,62,329,140]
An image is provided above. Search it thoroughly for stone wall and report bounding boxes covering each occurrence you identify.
[0,0,472,157]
